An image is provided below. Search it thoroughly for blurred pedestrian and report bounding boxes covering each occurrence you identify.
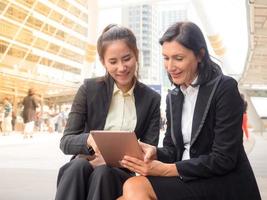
[22,88,38,138]
[0,105,4,133]
[240,93,249,140]
[3,97,12,135]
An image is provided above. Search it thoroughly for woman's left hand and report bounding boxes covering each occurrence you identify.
[89,152,106,169]
[121,156,174,176]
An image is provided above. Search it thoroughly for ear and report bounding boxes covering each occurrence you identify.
[197,48,205,62]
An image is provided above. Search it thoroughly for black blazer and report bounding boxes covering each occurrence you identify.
[60,75,161,156]
[157,74,261,199]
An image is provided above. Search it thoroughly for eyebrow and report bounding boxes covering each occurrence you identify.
[162,53,184,57]
[108,58,117,61]
[122,53,131,59]
[108,53,131,61]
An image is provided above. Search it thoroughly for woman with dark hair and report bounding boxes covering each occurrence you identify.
[118,21,261,200]
[55,24,160,200]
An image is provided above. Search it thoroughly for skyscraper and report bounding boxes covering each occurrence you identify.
[158,1,188,90]
[122,4,160,85]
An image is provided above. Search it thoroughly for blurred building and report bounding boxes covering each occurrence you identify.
[158,1,188,92]
[0,0,97,104]
[122,4,160,85]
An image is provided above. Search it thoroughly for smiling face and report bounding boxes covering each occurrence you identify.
[162,41,201,87]
[102,40,137,92]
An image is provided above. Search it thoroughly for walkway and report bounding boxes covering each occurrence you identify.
[247,132,267,200]
[0,131,266,200]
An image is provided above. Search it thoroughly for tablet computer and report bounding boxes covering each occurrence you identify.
[90,130,144,167]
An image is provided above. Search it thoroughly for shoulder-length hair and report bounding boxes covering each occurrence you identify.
[159,21,222,86]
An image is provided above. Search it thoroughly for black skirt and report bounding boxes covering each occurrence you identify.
[147,168,261,200]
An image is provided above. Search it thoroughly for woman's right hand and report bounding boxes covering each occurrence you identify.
[139,141,157,162]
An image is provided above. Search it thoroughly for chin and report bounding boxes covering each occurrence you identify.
[117,79,131,86]
[172,78,183,85]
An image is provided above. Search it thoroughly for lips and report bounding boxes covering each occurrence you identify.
[170,71,182,78]
[116,73,129,79]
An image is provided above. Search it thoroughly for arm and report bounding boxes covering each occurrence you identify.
[176,78,244,181]
[60,81,91,155]
[32,96,39,109]
[139,93,161,146]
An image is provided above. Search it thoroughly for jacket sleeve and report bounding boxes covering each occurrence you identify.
[176,78,244,182]
[60,81,91,155]
[33,96,39,108]
[139,92,161,146]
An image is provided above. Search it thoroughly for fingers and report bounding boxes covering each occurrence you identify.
[87,135,100,153]
[138,142,156,162]
[144,151,153,162]
[121,159,141,173]
[121,156,150,175]
[123,155,143,164]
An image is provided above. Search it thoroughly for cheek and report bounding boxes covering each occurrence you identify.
[163,61,168,70]
[104,64,116,73]
[127,60,137,70]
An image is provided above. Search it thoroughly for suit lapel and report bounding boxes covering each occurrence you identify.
[133,82,143,135]
[191,75,222,145]
[169,88,184,149]
[100,75,114,129]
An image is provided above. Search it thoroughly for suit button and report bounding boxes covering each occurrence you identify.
[190,148,196,154]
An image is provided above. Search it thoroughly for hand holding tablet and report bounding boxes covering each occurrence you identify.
[90,130,144,167]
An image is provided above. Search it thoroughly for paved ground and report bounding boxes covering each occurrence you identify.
[0,131,266,200]
[247,132,267,200]
[0,132,70,200]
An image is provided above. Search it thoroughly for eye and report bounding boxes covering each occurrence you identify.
[163,56,169,61]
[175,56,183,61]
[109,61,116,65]
[109,60,117,65]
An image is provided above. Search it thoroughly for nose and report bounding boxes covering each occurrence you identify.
[118,62,126,71]
[166,59,175,72]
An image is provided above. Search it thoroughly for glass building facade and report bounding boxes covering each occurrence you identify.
[0,0,96,103]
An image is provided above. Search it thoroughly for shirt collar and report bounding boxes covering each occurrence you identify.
[113,81,136,96]
[180,76,199,96]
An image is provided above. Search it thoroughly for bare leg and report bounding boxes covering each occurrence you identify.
[118,176,157,200]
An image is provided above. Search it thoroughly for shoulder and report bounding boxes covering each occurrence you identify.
[217,74,238,91]
[214,75,242,106]
[83,76,105,87]
[135,81,161,100]
[81,76,107,92]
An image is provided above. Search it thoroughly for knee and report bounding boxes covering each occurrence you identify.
[72,157,91,168]
[67,158,93,175]
[122,177,148,199]
[91,165,113,179]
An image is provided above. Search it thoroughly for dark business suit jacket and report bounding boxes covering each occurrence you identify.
[60,75,161,156]
[157,73,261,199]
